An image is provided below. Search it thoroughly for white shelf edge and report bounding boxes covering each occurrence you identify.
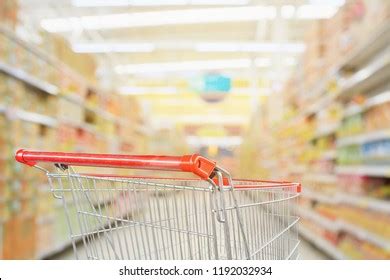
[299,207,390,251]
[296,23,390,119]
[301,20,390,103]
[337,48,390,99]
[337,129,390,147]
[299,208,339,232]
[337,193,390,214]
[311,123,340,140]
[299,226,345,260]
[336,129,390,147]
[338,221,390,251]
[9,109,58,127]
[335,165,390,178]
[343,90,390,118]
[304,173,337,184]
[0,61,123,123]
[303,189,337,204]
[342,20,390,69]
[37,239,76,260]
[303,189,390,214]
[0,61,59,95]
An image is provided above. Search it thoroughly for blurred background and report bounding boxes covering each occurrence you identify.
[0,0,389,260]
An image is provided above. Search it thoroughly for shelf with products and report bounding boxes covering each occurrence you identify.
[299,225,345,260]
[304,189,390,214]
[305,49,390,118]
[303,173,337,184]
[0,61,59,95]
[298,200,390,253]
[302,19,390,113]
[337,47,390,100]
[337,129,390,147]
[0,24,124,125]
[335,165,390,177]
[251,2,390,259]
[283,19,390,125]
[0,23,149,260]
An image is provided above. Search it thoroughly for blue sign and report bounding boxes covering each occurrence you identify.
[203,74,231,93]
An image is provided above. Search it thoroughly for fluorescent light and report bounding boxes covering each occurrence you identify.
[296,5,339,19]
[130,0,187,5]
[189,0,249,5]
[72,0,249,7]
[115,59,252,74]
[254,58,271,67]
[196,42,305,53]
[284,57,297,66]
[309,0,345,6]
[118,86,178,95]
[281,5,295,19]
[40,6,277,32]
[172,115,248,125]
[70,41,305,54]
[72,42,155,53]
[72,0,130,7]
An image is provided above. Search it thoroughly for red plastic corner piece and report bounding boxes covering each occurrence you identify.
[180,154,216,179]
[297,184,302,193]
[15,149,36,166]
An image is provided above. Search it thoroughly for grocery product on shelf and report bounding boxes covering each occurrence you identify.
[0,0,18,30]
[337,145,362,165]
[365,102,390,132]
[339,234,390,259]
[250,0,390,260]
[0,24,151,259]
[338,114,364,137]
[362,139,390,164]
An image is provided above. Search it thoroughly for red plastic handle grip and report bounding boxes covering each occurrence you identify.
[15,149,217,179]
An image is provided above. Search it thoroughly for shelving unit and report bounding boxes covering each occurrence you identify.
[0,24,148,260]
[299,226,345,260]
[251,5,390,259]
[335,165,390,177]
[299,20,390,117]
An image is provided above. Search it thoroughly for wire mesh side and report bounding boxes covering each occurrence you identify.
[47,171,300,260]
[48,173,217,260]
[223,183,300,260]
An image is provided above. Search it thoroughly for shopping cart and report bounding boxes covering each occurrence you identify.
[15,149,301,260]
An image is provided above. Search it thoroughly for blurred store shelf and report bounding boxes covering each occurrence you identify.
[335,165,390,178]
[299,226,345,260]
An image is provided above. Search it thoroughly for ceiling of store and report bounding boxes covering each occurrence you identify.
[16,0,345,148]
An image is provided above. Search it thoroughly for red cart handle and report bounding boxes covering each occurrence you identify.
[15,149,217,180]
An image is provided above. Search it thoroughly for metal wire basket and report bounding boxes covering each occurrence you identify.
[16,149,301,260]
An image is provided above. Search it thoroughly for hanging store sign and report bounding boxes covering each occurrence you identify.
[191,73,231,103]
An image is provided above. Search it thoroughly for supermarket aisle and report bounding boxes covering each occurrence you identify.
[2,0,390,262]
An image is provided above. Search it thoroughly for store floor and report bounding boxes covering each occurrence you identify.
[53,239,327,260]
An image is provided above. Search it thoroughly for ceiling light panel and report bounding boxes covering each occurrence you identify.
[115,59,252,74]
[196,42,306,53]
[69,41,305,54]
[118,86,178,95]
[41,6,277,32]
[296,5,339,19]
[72,42,155,53]
[72,0,250,7]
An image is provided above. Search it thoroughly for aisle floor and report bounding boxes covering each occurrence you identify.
[54,239,327,260]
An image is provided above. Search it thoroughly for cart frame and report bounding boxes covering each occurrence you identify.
[16,149,301,260]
